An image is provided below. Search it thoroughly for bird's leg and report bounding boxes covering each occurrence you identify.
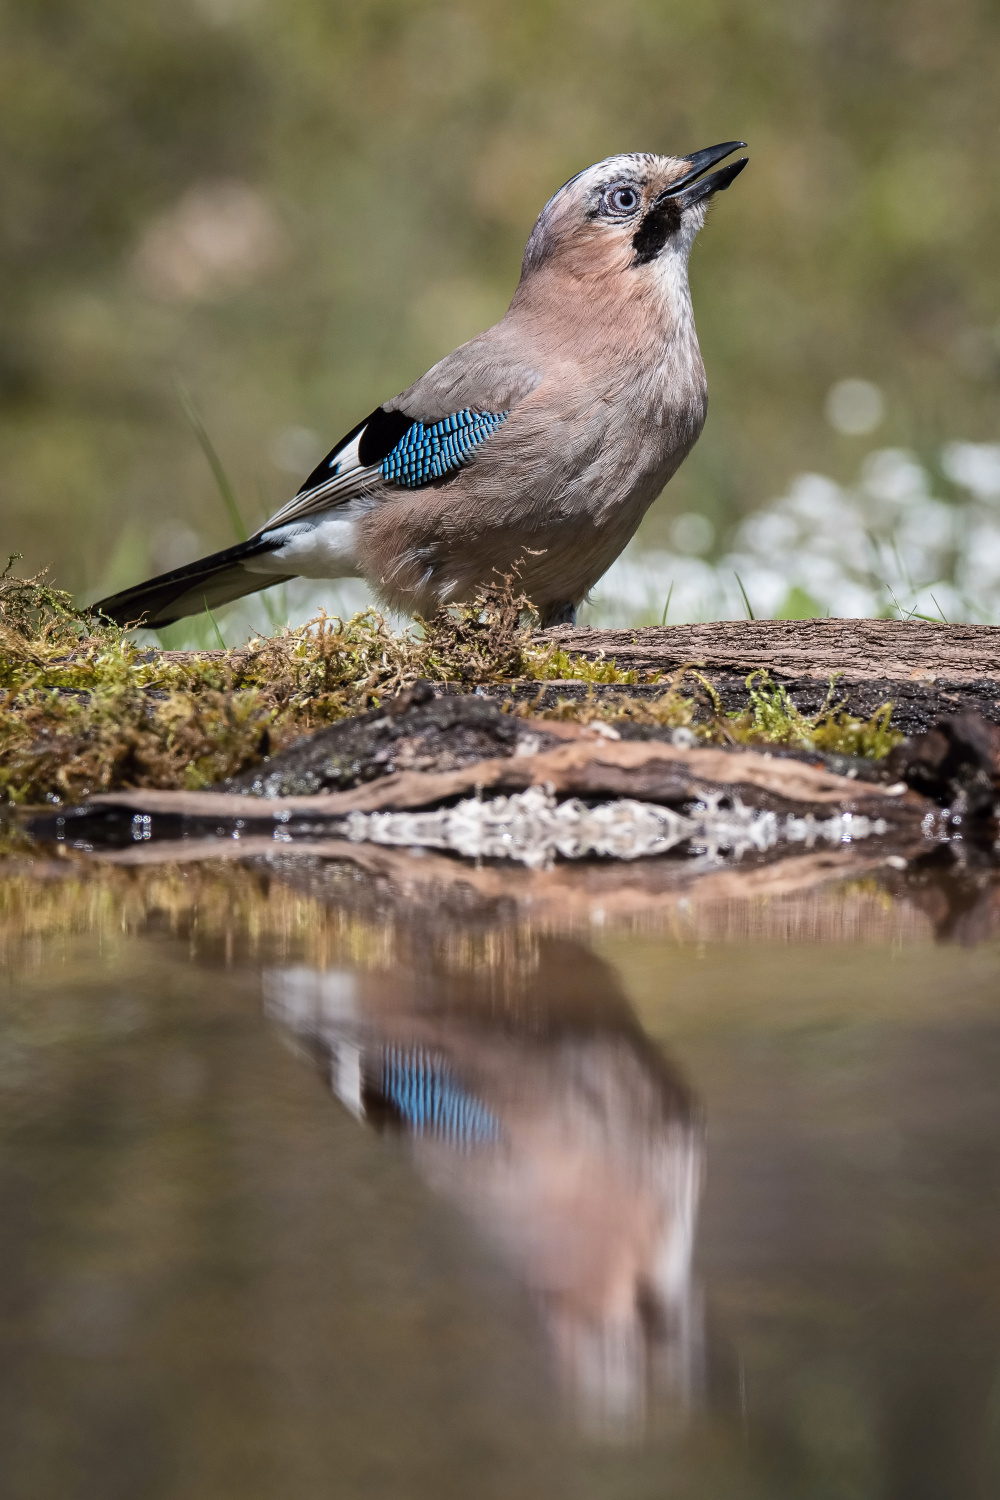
[540,601,577,628]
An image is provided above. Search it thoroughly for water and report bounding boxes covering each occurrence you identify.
[2,848,1000,1498]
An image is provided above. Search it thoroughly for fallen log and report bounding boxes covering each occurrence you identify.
[541,618,1000,682]
[137,619,1000,736]
[79,736,926,823]
[28,723,936,872]
[525,619,1000,736]
[22,691,1000,867]
[150,617,1000,682]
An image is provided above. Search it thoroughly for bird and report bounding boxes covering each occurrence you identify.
[93,142,748,631]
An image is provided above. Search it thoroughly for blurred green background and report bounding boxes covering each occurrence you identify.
[2,0,999,629]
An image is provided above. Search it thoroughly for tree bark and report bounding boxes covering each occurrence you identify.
[538,618,1000,682]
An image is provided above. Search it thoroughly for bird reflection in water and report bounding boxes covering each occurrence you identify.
[263,935,703,1435]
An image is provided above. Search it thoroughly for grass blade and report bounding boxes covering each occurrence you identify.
[883,582,913,620]
[177,382,248,543]
[203,598,226,650]
[660,581,675,627]
[734,572,755,621]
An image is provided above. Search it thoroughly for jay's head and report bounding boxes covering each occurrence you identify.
[520,143,747,286]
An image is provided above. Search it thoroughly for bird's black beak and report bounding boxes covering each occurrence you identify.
[657,141,749,210]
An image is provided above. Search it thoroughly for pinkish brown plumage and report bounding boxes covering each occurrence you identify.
[94,145,747,630]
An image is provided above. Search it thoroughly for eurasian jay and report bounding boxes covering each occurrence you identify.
[95,143,747,630]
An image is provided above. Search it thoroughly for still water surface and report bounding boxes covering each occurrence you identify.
[1,850,999,1498]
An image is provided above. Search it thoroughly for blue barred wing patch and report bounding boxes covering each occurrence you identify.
[379,1045,501,1149]
[380,409,508,488]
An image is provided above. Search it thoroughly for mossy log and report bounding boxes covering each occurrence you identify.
[157,620,1000,736]
[18,688,999,888]
[525,619,1000,734]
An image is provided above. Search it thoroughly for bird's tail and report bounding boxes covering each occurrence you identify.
[90,536,293,628]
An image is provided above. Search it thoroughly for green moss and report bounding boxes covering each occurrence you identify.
[527,666,903,760]
[524,665,701,733]
[0,564,903,805]
[724,671,903,758]
[0,565,636,803]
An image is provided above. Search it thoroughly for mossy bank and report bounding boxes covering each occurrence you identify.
[1,562,905,806]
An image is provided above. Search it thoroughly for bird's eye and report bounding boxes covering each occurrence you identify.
[601,184,640,217]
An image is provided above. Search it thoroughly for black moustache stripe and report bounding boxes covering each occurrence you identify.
[631,198,682,266]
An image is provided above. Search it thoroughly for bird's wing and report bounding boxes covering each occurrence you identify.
[376,1045,502,1146]
[257,330,541,535]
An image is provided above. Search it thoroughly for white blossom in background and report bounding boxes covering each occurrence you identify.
[146,442,1000,646]
[669,512,715,555]
[586,444,1000,628]
[940,442,1000,500]
[824,379,885,436]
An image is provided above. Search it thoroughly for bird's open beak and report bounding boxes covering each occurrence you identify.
[657,141,749,210]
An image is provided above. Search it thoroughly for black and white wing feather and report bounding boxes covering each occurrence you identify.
[256,407,413,535]
[256,404,513,536]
